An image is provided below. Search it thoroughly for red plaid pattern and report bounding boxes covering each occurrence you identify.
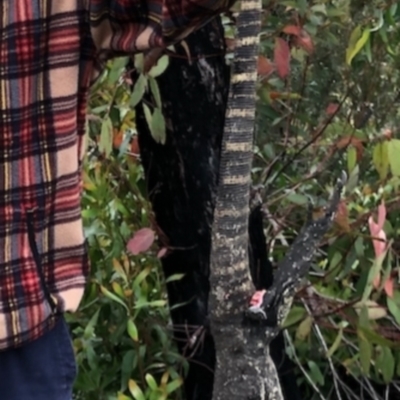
[0,0,232,351]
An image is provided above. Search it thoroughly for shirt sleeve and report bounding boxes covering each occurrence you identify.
[89,0,234,59]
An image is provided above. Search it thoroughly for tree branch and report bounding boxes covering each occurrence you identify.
[245,171,347,338]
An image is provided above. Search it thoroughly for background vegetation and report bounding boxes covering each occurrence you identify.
[70,0,400,398]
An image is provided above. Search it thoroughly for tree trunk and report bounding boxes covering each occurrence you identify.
[135,18,229,400]
[208,1,280,399]
[133,2,346,397]
[134,9,312,400]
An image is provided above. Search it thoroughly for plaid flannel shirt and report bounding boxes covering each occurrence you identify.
[0,0,232,351]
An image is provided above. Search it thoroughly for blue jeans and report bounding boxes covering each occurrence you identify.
[0,315,76,400]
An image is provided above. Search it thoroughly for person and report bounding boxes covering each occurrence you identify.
[0,1,232,399]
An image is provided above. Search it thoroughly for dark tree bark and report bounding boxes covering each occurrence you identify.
[131,8,379,400]
[135,18,229,400]
[248,204,301,400]
[206,0,280,397]
[133,15,302,400]
[204,0,345,397]
[131,8,327,400]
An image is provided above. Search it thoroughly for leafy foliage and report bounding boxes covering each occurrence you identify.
[253,0,400,397]
[70,60,185,400]
[72,0,400,399]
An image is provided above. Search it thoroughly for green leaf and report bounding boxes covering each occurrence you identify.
[151,108,167,144]
[296,0,307,16]
[112,258,128,283]
[149,391,164,400]
[165,273,185,283]
[121,350,136,391]
[311,4,327,15]
[83,309,100,339]
[134,53,144,73]
[148,55,169,78]
[327,326,343,357]
[388,139,400,176]
[166,377,183,394]
[145,374,158,391]
[365,37,372,63]
[127,318,139,342]
[358,333,372,375]
[347,146,357,173]
[382,347,395,383]
[143,103,153,134]
[130,74,148,108]
[132,266,152,290]
[100,285,129,312]
[346,27,370,65]
[108,57,129,85]
[354,237,365,257]
[345,164,359,193]
[140,104,166,145]
[118,392,132,400]
[325,251,343,282]
[112,281,125,298]
[373,142,389,180]
[147,300,167,307]
[370,10,384,32]
[346,26,362,58]
[286,193,309,205]
[358,304,370,329]
[282,306,306,328]
[307,361,324,385]
[376,346,395,384]
[296,316,313,341]
[358,326,394,348]
[149,76,162,109]
[99,117,113,157]
[362,249,389,302]
[379,28,395,55]
[85,342,99,371]
[128,379,146,400]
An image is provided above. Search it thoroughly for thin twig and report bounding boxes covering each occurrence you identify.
[284,330,328,400]
[266,94,348,191]
[302,300,343,400]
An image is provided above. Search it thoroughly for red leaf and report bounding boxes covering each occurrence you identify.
[249,290,266,306]
[326,103,339,115]
[128,136,140,164]
[377,201,387,232]
[282,25,301,36]
[130,136,140,155]
[293,30,314,54]
[257,55,274,77]
[384,277,394,298]
[157,247,168,258]
[335,200,350,232]
[127,228,155,255]
[113,128,123,149]
[368,201,387,260]
[274,38,290,79]
[373,273,381,289]
[335,136,364,161]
